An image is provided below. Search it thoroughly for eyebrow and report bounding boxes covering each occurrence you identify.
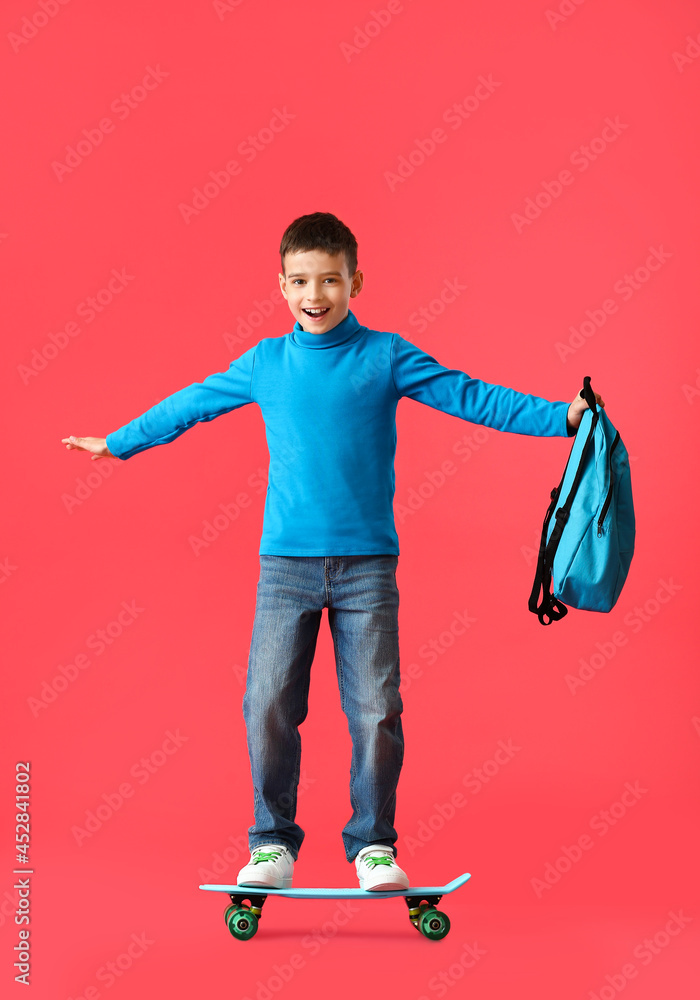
[286,271,343,278]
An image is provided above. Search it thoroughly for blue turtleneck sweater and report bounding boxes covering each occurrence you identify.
[106,309,572,555]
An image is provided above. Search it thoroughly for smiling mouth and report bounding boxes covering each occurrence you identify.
[302,307,330,318]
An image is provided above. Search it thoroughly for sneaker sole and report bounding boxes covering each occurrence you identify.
[359,879,410,891]
[237,876,293,889]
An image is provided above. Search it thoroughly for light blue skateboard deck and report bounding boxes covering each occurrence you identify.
[200,873,471,941]
[199,872,470,899]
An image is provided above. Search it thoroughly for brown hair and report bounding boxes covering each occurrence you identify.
[279,212,358,278]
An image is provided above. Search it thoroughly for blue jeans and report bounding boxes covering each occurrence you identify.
[242,554,403,863]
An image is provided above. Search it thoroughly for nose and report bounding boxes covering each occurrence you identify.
[303,281,326,302]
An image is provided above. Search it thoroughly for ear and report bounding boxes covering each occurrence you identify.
[278,272,288,300]
[350,269,364,298]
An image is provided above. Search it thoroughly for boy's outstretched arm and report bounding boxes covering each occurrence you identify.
[61,344,257,461]
[390,334,603,437]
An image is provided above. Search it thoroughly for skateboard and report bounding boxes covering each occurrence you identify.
[199,873,471,941]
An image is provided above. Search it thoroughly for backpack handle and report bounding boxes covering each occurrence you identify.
[580,375,598,414]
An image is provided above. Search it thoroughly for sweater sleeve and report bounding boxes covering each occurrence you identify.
[390,334,572,438]
[105,344,257,460]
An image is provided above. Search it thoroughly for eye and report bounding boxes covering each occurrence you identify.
[292,279,305,285]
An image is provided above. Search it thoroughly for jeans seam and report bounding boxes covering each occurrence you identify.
[330,610,345,710]
[291,637,313,819]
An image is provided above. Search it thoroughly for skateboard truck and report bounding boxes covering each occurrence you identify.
[224,892,266,941]
[404,892,450,940]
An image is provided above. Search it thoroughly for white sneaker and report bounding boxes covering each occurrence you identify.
[355,845,410,891]
[236,844,295,889]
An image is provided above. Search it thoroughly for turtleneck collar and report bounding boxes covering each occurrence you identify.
[291,308,362,349]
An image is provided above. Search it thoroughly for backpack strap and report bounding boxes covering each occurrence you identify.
[528,377,598,625]
[528,484,570,625]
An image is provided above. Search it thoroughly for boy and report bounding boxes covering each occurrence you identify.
[62,211,603,891]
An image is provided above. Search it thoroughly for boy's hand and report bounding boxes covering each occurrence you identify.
[566,389,605,434]
[61,435,116,460]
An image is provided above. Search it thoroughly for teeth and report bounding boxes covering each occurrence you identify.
[305,308,328,314]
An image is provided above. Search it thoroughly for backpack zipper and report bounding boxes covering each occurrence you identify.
[597,431,620,537]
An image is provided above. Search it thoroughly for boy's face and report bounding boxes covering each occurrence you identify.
[279,249,363,333]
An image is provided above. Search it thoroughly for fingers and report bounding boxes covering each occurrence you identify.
[61,435,92,452]
[61,435,113,458]
[575,392,605,409]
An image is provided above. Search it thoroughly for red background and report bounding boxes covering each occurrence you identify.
[3,1,699,997]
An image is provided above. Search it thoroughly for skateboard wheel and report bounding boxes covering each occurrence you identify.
[418,907,450,940]
[224,904,259,941]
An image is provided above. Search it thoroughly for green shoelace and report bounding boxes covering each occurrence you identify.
[251,849,283,864]
[363,853,394,869]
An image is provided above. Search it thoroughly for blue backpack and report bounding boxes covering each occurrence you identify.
[528,377,635,625]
